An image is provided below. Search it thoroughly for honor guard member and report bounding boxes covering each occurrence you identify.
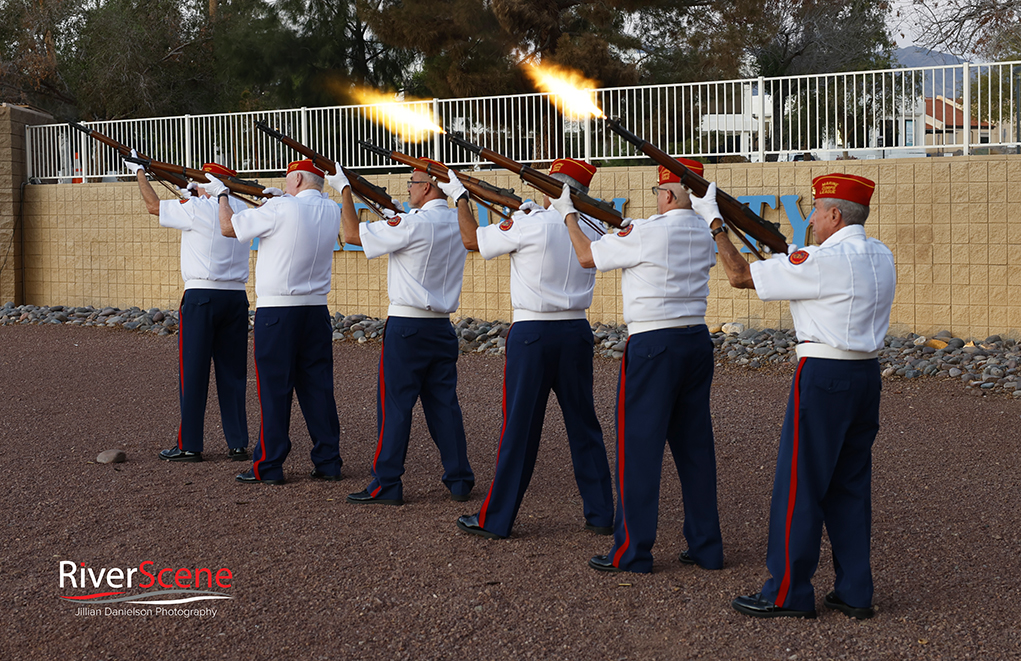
[557,162,725,574]
[701,174,895,619]
[331,159,474,505]
[126,155,250,463]
[209,159,343,485]
[451,159,614,540]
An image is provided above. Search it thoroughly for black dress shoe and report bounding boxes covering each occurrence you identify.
[310,469,342,482]
[732,592,817,619]
[345,489,403,506]
[235,470,285,485]
[227,448,248,461]
[678,550,697,565]
[450,492,471,502]
[824,591,875,619]
[456,515,505,539]
[584,521,613,536]
[588,555,623,573]
[159,448,202,462]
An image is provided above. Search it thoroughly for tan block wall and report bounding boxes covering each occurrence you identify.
[19,154,1021,338]
[0,104,54,305]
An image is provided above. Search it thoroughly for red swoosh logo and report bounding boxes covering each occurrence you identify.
[60,592,125,600]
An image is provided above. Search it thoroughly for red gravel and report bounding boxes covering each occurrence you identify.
[2,324,1020,660]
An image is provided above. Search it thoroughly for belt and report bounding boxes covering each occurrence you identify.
[796,342,879,361]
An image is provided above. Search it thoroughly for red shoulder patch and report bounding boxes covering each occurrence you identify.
[617,224,634,237]
[499,218,514,231]
[788,250,810,265]
[179,198,188,204]
[386,215,402,227]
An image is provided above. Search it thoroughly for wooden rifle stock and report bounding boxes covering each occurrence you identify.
[70,122,191,191]
[603,118,788,256]
[357,141,523,217]
[445,133,623,228]
[253,120,399,214]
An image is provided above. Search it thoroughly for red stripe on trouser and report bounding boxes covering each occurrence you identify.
[370,340,387,498]
[251,332,267,480]
[611,338,631,568]
[177,306,184,449]
[775,357,807,606]
[479,346,511,527]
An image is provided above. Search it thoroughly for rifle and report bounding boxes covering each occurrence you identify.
[445,133,624,229]
[357,140,522,222]
[253,120,399,217]
[70,121,192,194]
[603,117,788,257]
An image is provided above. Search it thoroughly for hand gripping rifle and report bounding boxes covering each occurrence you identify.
[603,117,788,258]
[253,120,399,218]
[445,133,623,231]
[357,140,523,222]
[70,121,191,195]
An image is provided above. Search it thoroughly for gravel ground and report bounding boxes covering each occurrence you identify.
[2,324,1020,660]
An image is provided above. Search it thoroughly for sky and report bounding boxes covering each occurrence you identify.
[889,0,926,49]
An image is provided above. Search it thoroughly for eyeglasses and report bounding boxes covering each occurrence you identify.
[407,180,430,189]
[650,186,669,195]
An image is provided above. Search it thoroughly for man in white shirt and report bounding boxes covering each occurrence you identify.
[209,159,343,486]
[451,158,614,540]
[331,158,474,505]
[559,162,725,574]
[704,173,896,619]
[127,159,250,463]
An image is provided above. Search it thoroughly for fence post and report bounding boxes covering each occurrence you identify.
[962,63,970,155]
[184,115,193,169]
[433,99,442,161]
[301,107,308,146]
[757,77,766,163]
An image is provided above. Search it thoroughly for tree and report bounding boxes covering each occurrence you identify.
[914,0,1021,59]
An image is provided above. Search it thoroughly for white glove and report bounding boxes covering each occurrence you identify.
[519,200,543,214]
[690,182,722,226]
[201,173,228,197]
[550,184,578,221]
[325,169,350,193]
[438,169,468,202]
[619,217,632,228]
[787,244,800,255]
[123,148,144,174]
[382,207,399,219]
[261,187,284,197]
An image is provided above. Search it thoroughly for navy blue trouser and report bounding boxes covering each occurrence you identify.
[477,319,613,537]
[366,316,474,501]
[606,326,723,573]
[177,288,249,452]
[762,357,881,611]
[251,306,341,482]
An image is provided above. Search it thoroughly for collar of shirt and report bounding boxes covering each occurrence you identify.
[408,198,448,214]
[294,189,322,199]
[646,208,700,223]
[819,224,866,247]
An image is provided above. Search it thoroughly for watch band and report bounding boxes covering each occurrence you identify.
[711,225,727,238]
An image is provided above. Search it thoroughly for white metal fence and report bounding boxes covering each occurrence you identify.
[27,61,1021,182]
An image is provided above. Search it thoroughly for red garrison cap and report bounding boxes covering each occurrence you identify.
[415,157,449,175]
[812,173,875,206]
[202,162,237,178]
[658,159,704,184]
[287,159,325,177]
[549,158,596,188]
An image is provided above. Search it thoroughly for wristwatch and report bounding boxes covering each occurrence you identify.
[711,225,728,238]
[217,191,230,200]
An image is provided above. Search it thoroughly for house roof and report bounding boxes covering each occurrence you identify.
[925,95,990,131]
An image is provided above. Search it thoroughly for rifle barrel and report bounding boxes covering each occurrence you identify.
[604,117,788,254]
